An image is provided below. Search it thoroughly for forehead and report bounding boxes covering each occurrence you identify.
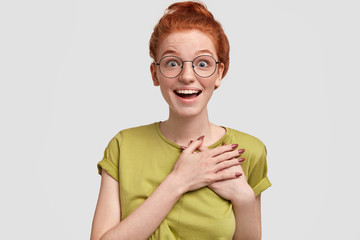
[157,29,217,59]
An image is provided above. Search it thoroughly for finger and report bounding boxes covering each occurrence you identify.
[185,135,205,153]
[212,148,245,164]
[209,144,240,157]
[213,171,242,182]
[214,158,244,172]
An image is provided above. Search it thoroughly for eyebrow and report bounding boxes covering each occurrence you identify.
[195,49,214,56]
[160,49,215,58]
[161,49,178,57]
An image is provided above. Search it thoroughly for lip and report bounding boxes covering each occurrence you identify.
[174,87,202,92]
[173,87,202,104]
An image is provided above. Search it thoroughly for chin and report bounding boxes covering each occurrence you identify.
[170,106,207,118]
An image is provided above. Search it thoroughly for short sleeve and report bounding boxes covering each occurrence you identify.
[97,133,122,182]
[247,145,271,197]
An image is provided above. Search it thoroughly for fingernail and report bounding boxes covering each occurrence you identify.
[238,158,245,162]
[235,172,242,177]
[180,146,187,151]
[222,142,226,146]
[197,135,205,141]
[238,149,245,154]
[231,144,238,150]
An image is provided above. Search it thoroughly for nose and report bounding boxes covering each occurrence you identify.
[179,62,195,83]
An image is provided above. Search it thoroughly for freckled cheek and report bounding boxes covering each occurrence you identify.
[159,86,176,105]
[202,82,217,93]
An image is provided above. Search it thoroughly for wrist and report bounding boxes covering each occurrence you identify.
[165,172,188,197]
[231,186,256,207]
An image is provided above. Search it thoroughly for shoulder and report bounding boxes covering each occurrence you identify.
[110,122,158,144]
[226,128,270,187]
[226,128,266,156]
[227,128,267,166]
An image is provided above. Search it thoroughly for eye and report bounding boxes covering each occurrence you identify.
[162,57,182,68]
[167,60,180,67]
[194,56,213,68]
[197,61,209,68]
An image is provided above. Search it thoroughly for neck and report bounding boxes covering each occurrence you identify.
[160,107,224,147]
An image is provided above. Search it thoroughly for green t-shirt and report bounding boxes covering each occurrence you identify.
[97,122,271,239]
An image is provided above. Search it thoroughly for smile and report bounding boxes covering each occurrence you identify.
[174,89,202,99]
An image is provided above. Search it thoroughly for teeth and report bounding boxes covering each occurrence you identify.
[176,90,199,94]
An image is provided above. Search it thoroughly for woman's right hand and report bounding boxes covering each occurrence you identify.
[171,136,243,193]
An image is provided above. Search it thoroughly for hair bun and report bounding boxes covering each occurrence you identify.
[166,1,214,19]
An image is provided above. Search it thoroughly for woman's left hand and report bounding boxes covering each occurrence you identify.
[208,164,253,202]
[192,143,255,203]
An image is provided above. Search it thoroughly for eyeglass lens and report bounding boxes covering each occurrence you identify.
[158,55,217,78]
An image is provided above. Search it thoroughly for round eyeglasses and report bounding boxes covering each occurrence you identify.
[155,55,220,78]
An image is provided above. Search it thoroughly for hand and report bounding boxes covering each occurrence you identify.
[209,165,254,202]
[205,144,255,203]
[171,136,243,193]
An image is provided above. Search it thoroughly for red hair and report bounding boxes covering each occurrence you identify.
[149,1,230,78]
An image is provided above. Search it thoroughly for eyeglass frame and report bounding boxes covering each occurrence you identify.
[155,55,220,78]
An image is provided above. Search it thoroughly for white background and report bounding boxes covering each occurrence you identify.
[1,0,359,239]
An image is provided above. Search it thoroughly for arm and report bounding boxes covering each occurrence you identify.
[91,138,243,240]
[209,171,262,240]
[201,142,264,239]
[232,193,262,240]
[91,169,185,240]
[91,169,121,240]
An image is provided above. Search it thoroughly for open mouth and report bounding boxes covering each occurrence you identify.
[174,89,202,99]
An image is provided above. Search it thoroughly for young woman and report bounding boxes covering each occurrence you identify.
[91,2,271,239]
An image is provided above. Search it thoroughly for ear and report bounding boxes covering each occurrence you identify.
[214,62,224,90]
[150,63,160,86]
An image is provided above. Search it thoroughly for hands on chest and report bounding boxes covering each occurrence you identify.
[171,136,254,203]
